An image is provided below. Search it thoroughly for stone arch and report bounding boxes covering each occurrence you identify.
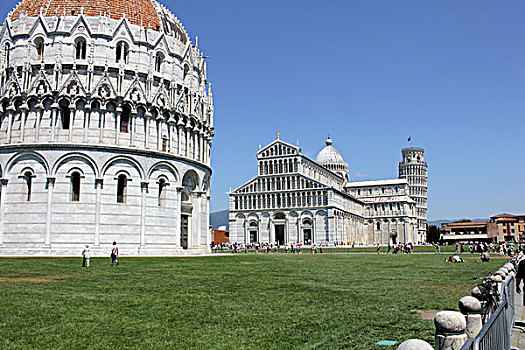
[52,152,99,178]
[273,212,286,220]
[182,169,199,192]
[6,151,50,176]
[300,210,313,218]
[147,161,180,185]
[101,155,145,180]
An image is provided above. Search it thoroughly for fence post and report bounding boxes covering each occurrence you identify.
[434,311,468,350]
[396,339,433,350]
[458,296,482,338]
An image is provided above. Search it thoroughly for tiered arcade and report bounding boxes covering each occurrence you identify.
[0,0,214,255]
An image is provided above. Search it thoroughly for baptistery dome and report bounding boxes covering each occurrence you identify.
[316,137,349,181]
[0,0,214,256]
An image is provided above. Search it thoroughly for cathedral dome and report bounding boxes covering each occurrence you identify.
[316,137,345,165]
[10,0,188,43]
[316,137,350,181]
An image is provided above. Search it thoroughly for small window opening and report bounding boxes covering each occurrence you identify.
[75,39,86,60]
[116,42,129,63]
[23,171,32,202]
[71,172,80,202]
[117,174,127,203]
[155,52,164,73]
[60,101,70,129]
[158,179,166,206]
[120,105,130,133]
[35,38,44,60]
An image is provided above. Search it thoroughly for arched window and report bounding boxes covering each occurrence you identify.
[23,171,33,202]
[59,100,70,129]
[116,42,129,63]
[376,222,381,230]
[117,174,127,203]
[4,43,10,66]
[158,179,167,206]
[75,38,86,60]
[35,37,44,60]
[71,172,81,202]
[183,64,189,80]
[120,105,130,133]
[155,52,164,73]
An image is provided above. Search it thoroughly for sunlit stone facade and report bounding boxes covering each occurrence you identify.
[229,136,420,246]
[0,0,214,256]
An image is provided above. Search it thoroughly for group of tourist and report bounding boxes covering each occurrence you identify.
[376,242,414,254]
[211,242,329,254]
[452,241,517,256]
[80,241,120,267]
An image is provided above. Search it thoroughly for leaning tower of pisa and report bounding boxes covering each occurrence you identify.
[398,148,427,242]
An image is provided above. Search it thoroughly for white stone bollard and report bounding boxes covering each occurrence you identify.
[458,296,482,338]
[434,311,468,350]
[397,339,433,350]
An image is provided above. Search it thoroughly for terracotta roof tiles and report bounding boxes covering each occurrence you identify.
[11,0,161,30]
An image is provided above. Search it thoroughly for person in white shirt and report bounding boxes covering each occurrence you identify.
[82,245,91,268]
[111,241,119,266]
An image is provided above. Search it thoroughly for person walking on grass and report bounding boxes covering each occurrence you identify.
[81,245,91,268]
[111,241,119,266]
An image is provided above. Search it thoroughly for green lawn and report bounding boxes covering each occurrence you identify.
[0,254,504,349]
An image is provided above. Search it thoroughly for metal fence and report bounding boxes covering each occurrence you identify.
[461,274,515,350]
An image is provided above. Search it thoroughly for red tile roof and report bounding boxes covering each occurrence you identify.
[11,0,161,30]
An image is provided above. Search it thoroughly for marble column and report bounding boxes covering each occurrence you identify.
[175,187,183,247]
[83,104,91,143]
[99,106,106,143]
[45,177,55,245]
[140,181,148,247]
[269,218,274,243]
[0,179,8,245]
[6,105,15,143]
[144,112,151,148]
[130,110,136,147]
[34,102,44,141]
[115,106,122,145]
[185,124,191,157]
[177,121,184,155]
[68,102,75,142]
[94,178,103,246]
[19,102,29,143]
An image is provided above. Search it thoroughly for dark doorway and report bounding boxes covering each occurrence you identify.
[181,215,189,249]
[275,224,285,245]
[303,229,312,243]
[249,230,257,243]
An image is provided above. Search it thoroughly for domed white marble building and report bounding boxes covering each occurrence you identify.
[229,135,422,246]
[0,0,214,255]
[316,137,349,182]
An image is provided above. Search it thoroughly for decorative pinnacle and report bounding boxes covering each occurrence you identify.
[276,131,280,140]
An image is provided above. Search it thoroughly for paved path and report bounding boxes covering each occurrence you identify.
[512,289,525,349]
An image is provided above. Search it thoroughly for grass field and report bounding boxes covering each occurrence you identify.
[0,254,504,349]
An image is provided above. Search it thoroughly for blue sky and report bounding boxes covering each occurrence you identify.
[3,0,524,220]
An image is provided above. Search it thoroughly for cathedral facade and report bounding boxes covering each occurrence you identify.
[229,135,426,246]
[0,0,214,255]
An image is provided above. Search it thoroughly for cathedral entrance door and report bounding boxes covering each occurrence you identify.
[303,229,312,243]
[275,224,285,245]
[249,230,257,243]
[181,215,189,249]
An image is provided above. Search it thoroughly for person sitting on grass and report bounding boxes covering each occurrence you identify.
[480,251,490,262]
[453,254,464,263]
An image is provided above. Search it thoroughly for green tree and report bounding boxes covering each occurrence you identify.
[427,225,441,243]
